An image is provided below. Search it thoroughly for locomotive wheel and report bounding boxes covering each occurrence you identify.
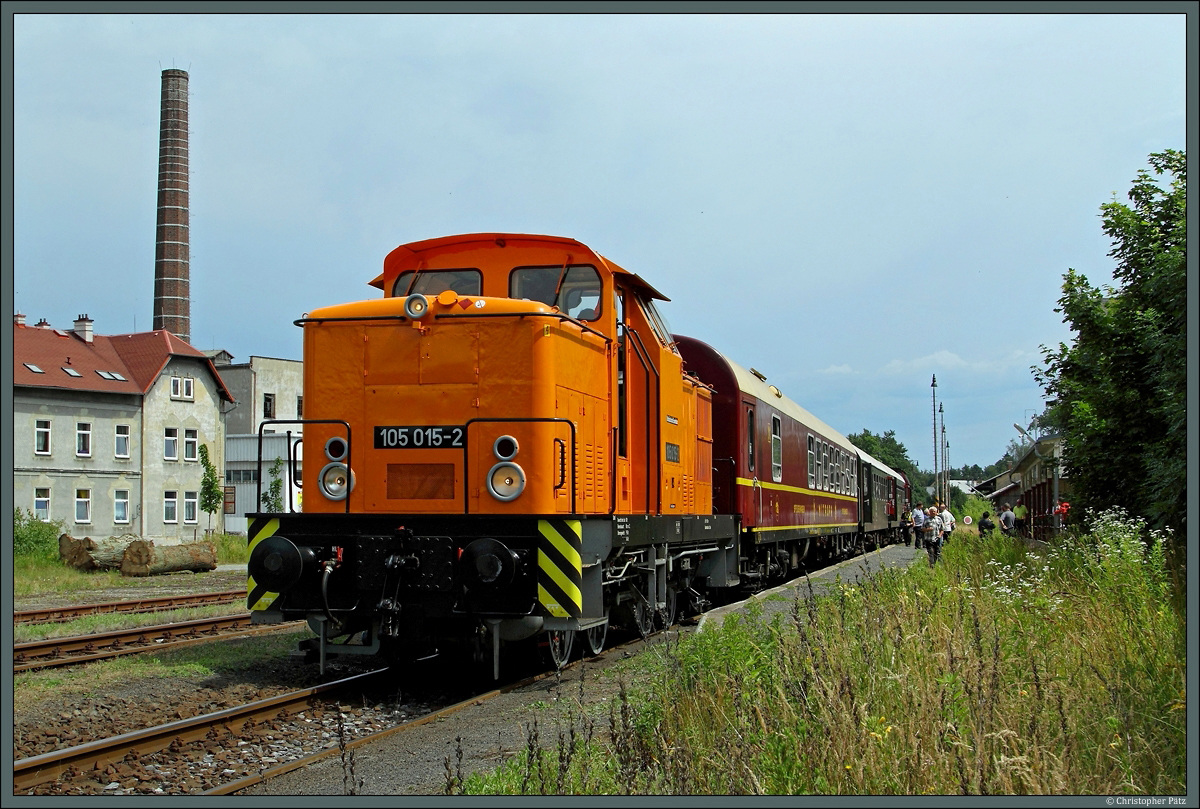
[545,629,575,669]
[584,617,608,656]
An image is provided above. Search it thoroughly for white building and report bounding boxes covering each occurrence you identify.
[14,315,235,544]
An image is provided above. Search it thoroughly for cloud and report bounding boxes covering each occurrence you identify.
[878,349,1040,376]
[818,364,855,375]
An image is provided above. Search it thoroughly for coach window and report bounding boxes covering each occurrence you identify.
[770,415,782,483]
[746,408,756,473]
[393,268,482,298]
[510,265,602,321]
[807,435,815,488]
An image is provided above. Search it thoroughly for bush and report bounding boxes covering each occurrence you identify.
[13,508,64,560]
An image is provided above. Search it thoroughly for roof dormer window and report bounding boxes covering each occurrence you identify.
[62,367,82,377]
[23,363,44,373]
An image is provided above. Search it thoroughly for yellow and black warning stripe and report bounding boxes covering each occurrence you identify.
[537,518,582,620]
[246,516,281,613]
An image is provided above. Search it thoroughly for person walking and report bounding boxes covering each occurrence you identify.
[924,506,944,566]
[911,502,926,550]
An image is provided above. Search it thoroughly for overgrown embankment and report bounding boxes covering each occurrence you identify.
[462,509,1185,795]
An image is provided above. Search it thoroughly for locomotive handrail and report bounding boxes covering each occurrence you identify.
[293,314,409,326]
[434,311,612,343]
[256,419,352,515]
[463,417,576,514]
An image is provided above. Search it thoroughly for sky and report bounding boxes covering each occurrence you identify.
[7,7,1190,473]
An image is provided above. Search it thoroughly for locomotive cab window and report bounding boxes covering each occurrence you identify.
[392,269,482,298]
[509,265,602,321]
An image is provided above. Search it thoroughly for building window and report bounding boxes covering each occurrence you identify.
[164,428,178,460]
[75,489,91,523]
[34,488,51,521]
[263,393,276,419]
[76,423,92,457]
[296,395,303,419]
[184,429,198,462]
[771,415,783,483]
[114,490,130,524]
[164,491,178,523]
[35,419,51,455]
[115,425,130,458]
[227,468,259,483]
[184,491,198,524]
[171,376,195,400]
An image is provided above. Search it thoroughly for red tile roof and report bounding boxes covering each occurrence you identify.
[13,324,234,402]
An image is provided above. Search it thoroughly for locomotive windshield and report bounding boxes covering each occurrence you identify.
[509,265,602,321]
[392,269,482,297]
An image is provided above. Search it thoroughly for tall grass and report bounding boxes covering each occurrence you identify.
[461,507,1185,795]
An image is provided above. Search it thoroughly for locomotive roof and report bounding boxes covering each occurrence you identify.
[369,232,670,301]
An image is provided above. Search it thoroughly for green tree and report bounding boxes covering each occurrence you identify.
[198,444,224,531]
[1035,150,1185,535]
[261,457,285,513]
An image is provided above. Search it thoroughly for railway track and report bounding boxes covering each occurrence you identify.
[13,668,391,794]
[16,638,636,796]
[14,614,300,673]
[15,590,248,625]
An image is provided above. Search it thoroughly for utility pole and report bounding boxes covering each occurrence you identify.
[939,403,945,506]
[931,375,938,507]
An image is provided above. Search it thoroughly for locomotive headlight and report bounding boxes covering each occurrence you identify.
[319,461,355,500]
[486,461,525,501]
[404,293,429,320]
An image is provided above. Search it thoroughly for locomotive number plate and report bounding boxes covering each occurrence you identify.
[374,426,465,449]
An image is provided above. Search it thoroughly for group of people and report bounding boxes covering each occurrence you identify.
[900,501,956,566]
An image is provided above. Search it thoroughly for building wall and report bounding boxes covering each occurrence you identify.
[140,357,227,543]
[222,357,303,436]
[13,388,144,539]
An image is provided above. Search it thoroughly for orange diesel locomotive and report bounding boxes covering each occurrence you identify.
[246,233,908,675]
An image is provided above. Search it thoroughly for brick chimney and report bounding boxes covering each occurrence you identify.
[152,68,191,343]
[35,318,51,329]
[14,313,26,327]
[73,314,94,344]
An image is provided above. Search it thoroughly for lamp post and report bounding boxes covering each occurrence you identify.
[939,404,945,506]
[931,375,938,507]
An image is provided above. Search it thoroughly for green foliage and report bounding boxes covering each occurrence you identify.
[1035,150,1185,540]
[13,508,63,560]
[198,444,224,528]
[212,531,249,564]
[462,513,1185,796]
[261,457,285,513]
